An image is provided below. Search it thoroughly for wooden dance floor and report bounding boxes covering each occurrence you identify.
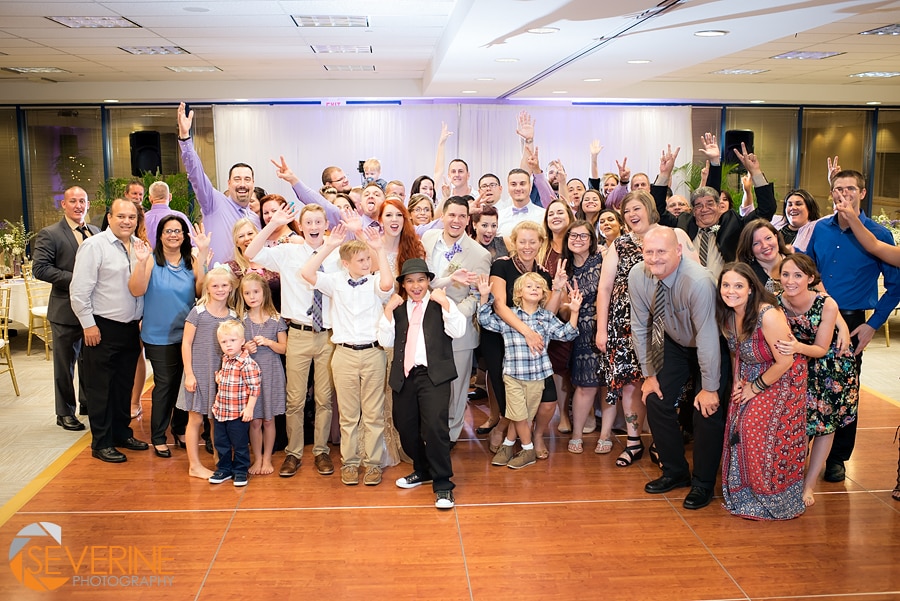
[1,389,898,600]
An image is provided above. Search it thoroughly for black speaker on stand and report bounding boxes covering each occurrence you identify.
[724,130,754,169]
[129,130,162,176]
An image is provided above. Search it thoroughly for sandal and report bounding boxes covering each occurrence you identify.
[567,439,584,454]
[594,439,613,454]
[536,448,550,460]
[615,436,644,467]
[649,442,661,467]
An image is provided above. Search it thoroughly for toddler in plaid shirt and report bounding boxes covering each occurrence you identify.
[477,272,581,469]
[210,320,260,487]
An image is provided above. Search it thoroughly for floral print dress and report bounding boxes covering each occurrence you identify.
[605,233,643,405]
[778,294,859,436]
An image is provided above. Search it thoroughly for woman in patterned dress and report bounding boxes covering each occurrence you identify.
[717,262,807,520]
[774,254,858,507]
[563,220,614,454]
[596,191,658,466]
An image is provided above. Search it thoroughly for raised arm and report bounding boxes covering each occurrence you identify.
[177,102,217,214]
[271,155,342,227]
[433,122,453,184]
[835,198,900,266]
[733,143,775,222]
[245,203,298,261]
[128,239,154,297]
[300,224,344,286]
[360,227,394,293]
[589,140,603,180]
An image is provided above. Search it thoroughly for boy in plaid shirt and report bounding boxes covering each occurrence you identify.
[476,272,581,469]
[210,320,261,487]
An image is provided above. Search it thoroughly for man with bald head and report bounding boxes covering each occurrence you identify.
[628,226,729,511]
[143,181,193,249]
[33,186,100,431]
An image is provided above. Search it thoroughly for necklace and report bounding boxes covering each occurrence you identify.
[247,311,266,339]
[512,255,536,274]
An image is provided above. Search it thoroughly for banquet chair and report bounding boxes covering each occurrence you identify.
[23,272,52,360]
[0,286,20,395]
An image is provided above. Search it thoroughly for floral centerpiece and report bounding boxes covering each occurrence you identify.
[872,210,900,245]
[0,217,35,276]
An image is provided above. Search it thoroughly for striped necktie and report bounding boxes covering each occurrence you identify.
[648,280,667,375]
[698,227,712,268]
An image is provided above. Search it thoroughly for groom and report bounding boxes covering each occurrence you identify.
[421,196,491,445]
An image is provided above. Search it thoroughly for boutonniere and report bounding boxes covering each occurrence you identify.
[446,260,461,274]
[710,225,720,234]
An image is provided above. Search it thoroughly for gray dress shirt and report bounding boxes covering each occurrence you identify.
[70,229,144,328]
[628,257,720,390]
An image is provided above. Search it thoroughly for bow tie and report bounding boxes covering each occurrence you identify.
[444,241,462,261]
[348,277,368,287]
[511,206,529,216]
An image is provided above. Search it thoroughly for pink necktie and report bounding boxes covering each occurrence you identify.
[404,301,424,376]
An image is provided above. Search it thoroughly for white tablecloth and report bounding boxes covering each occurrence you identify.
[1,279,29,325]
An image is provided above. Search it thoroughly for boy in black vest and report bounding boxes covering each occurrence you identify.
[377,258,467,509]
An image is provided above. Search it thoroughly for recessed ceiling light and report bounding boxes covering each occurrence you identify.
[527,27,559,34]
[713,68,768,75]
[850,71,900,78]
[2,67,69,74]
[234,99,249,102]
[583,78,602,82]
[461,90,478,94]
[121,46,188,55]
[323,65,375,72]
[772,51,843,60]
[46,16,139,28]
[552,90,568,94]
[495,58,519,63]
[750,100,766,104]
[292,15,369,27]
[310,45,372,54]
[694,30,728,37]
[627,59,651,64]
[103,99,119,103]
[867,101,882,105]
[859,24,900,36]
[183,6,210,12]
[476,77,495,81]
[166,66,221,73]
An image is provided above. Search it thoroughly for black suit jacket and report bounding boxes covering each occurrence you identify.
[388,299,457,393]
[32,218,100,326]
[652,164,776,263]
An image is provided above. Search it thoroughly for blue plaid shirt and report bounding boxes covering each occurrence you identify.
[477,301,577,381]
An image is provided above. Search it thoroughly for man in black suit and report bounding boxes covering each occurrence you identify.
[377,259,467,509]
[651,135,776,279]
[32,186,99,431]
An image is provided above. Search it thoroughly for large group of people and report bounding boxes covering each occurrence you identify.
[32,105,900,515]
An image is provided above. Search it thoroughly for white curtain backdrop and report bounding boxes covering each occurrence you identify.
[213,103,694,200]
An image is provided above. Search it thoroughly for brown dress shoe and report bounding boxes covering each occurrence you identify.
[279,455,301,477]
[314,453,334,475]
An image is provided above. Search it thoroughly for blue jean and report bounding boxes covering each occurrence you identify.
[213,418,251,477]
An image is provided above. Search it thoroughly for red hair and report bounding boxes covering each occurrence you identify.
[379,197,425,272]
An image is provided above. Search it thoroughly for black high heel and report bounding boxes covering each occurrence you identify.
[615,435,644,468]
[475,419,499,435]
[154,446,172,458]
[172,433,187,449]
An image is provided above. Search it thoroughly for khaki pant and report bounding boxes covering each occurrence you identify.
[332,345,386,468]
[284,328,334,459]
[503,375,544,422]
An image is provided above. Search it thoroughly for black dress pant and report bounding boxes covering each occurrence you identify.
[49,320,89,416]
[645,335,731,490]
[82,316,141,450]
[829,310,865,464]
[145,342,188,446]
[393,367,454,492]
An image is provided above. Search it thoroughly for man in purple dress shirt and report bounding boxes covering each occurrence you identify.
[177,102,259,262]
[143,181,193,248]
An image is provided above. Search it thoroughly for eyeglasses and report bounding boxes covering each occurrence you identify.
[569,232,591,241]
[411,207,432,215]
[479,182,500,190]
[329,176,349,184]
[163,229,183,235]
[832,186,859,194]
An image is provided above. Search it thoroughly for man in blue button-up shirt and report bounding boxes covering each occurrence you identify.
[804,169,900,482]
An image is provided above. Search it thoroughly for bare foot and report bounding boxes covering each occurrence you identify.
[249,462,262,475]
[189,465,214,480]
[803,488,815,507]
[258,461,274,475]
[489,428,503,451]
